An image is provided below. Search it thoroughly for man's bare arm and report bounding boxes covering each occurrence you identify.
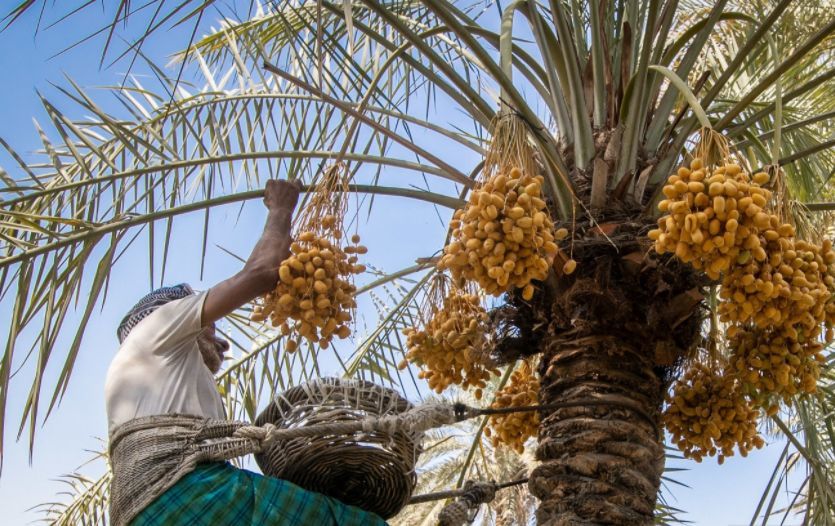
[202,179,302,325]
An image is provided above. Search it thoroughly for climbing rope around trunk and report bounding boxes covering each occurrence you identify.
[233,393,654,525]
[232,392,656,447]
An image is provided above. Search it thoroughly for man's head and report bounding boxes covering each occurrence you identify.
[197,323,229,374]
[117,283,229,373]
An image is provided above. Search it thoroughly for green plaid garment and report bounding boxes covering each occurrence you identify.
[132,462,389,525]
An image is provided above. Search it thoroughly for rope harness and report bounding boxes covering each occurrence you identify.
[409,477,528,505]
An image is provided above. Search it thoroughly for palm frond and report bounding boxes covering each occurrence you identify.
[0,48,480,457]
[33,449,111,526]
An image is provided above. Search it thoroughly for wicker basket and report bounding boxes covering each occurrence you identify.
[254,378,423,519]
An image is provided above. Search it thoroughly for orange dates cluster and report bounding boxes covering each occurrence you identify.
[400,290,498,394]
[440,168,565,299]
[252,224,366,348]
[650,159,775,281]
[664,363,764,463]
[485,361,540,454]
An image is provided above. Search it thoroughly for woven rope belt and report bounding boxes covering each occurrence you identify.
[108,415,255,526]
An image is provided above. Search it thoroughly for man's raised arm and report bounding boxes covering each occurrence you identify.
[202,179,302,325]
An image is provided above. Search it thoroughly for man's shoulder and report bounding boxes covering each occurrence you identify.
[118,291,207,351]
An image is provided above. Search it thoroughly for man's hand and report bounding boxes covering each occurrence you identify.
[264,179,302,212]
[202,178,303,326]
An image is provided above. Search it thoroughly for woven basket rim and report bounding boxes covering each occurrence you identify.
[253,377,422,519]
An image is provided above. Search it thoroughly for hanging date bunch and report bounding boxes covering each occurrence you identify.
[251,164,366,349]
[725,237,835,405]
[717,230,796,328]
[663,361,764,464]
[439,114,566,298]
[719,238,834,333]
[485,359,540,454]
[715,161,835,335]
[400,274,498,394]
[728,326,824,409]
[653,130,835,462]
[649,130,778,281]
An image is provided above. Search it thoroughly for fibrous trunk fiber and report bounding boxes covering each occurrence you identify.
[530,335,665,525]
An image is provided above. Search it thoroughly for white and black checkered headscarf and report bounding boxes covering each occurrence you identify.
[117,284,194,343]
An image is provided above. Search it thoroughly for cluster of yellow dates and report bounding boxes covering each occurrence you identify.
[656,157,835,462]
[484,361,540,454]
[650,159,774,281]
[663,363,764,464]
[400,288,498,394]
[722,237,835,406]
[719,236,817,327]
[729,328,824,407]
[439,167,568,299]
[721,232,834,406]
[252,216,366,349]
[403,162,566,452]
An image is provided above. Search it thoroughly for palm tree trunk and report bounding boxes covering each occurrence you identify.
[531,336,665,525]
[527,236,701,525]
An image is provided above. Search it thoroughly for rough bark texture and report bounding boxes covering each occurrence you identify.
[518,221,704,525]
[531,337,665,525]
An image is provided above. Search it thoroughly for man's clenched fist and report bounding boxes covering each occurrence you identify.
[264,179,302,212]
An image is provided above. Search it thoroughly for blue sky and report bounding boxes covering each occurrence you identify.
[0,4,807,525]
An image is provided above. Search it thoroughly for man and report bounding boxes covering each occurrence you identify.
[105,180,387,526]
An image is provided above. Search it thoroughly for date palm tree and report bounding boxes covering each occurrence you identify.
[2,1,835,524]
